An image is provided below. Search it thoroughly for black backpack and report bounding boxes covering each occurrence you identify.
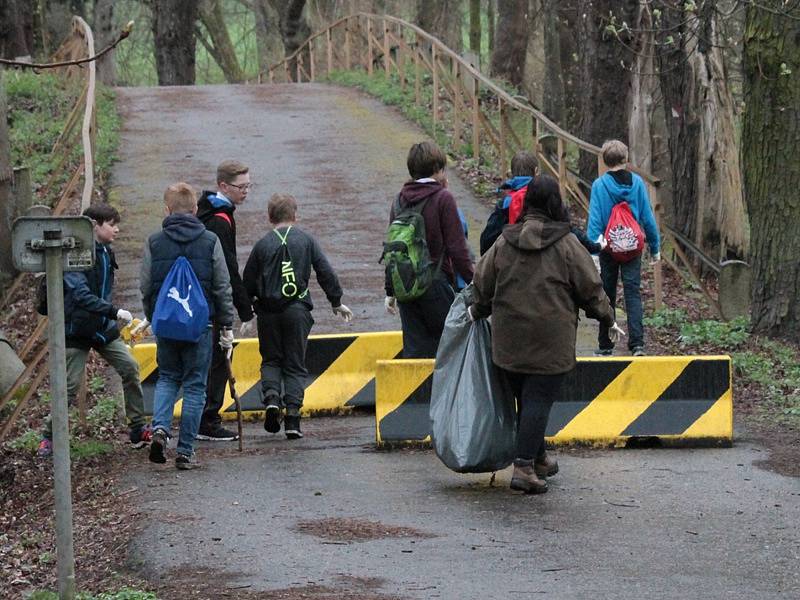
[479,199,509,256]
[256,227,307,312]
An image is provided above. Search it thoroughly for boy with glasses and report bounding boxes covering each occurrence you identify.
[196,160,255,441]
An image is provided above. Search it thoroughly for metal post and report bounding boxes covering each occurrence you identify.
[44,229,76,600]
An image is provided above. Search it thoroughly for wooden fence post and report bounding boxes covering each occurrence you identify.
[557,137,567,201]
[367,18,373,75]
[309,40,316,81]
[498,99,506,173]
[383,19,390,78]
[472,76,480,161]
[432,45,439,135]
[414,32,421,105]
[345,18,351,70]
[326,29,333,74]
[650,183,663,311]
[452,59,461,147]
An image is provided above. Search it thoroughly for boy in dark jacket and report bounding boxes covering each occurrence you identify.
[140,183,234,469]
[479,151,537,255]
[38,204,146,457]
[196,160,254,441]
[384,141,474,358]
[243,193,353,439]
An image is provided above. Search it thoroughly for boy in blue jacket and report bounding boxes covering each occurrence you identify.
[38,204,146,456]
[587,140,661,356]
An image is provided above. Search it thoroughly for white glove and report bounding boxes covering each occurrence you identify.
[651,251,661,264]
[130,318,150,337]
[219,327,234,359]
[596,235,608,250]
[384,296,398,315]
[609,322,627,344]
[333,304,353,322]
[116,309,133,326]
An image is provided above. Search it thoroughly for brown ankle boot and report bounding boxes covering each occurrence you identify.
[534,453,559,478]
[510,459,548,494]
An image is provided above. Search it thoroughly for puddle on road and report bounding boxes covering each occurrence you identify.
[293,517,436,543]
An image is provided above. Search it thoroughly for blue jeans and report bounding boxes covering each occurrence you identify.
[598,253,644,350]
[152,327,213,456]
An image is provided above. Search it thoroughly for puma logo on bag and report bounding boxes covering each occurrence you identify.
[167,285,193,317]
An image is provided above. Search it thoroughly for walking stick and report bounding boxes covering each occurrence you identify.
[224,356,244,452]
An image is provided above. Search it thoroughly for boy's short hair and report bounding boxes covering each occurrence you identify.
[164,183,197,214]
[268,193,297,224]
[407,141,447,180]
[510,151,538,177]
[216,160,249,185]
[83,203,120,225]
[601,140,628,168]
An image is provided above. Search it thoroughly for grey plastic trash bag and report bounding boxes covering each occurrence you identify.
[430,288,517,473]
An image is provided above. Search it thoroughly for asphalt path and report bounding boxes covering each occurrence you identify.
[128,417,799,599]
[111,83,488,335]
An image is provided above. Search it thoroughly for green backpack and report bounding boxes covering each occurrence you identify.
[381,196,437,302]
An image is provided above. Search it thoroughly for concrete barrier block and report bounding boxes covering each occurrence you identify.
[131,331,402,418]
[375,356,733,447]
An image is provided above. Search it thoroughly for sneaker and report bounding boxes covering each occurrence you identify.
[196,425,239,441]
[149,428,168,464]
[632,346,646,357]
[175,452,201,470]
[129,425,152,449]
[594,348,613,356]
[284,415,303,440]
[263,390,282,434]
[37,439,53,457]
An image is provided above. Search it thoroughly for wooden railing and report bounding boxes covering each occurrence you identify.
[263,13,672,310]
[0,17,100,440]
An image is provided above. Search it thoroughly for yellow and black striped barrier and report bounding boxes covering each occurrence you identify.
[131,331,402,418]
[375,356,733,446]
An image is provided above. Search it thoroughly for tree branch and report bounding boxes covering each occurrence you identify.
[0,21,134,69]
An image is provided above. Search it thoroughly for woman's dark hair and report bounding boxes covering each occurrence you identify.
[523,175,569,222]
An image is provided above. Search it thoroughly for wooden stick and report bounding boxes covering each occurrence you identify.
[224,357,244,453]
[0,366,48,442]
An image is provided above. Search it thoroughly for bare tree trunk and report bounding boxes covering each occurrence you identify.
[487,0,495,56]
[491,0,529,87]
[269,0,311,80]
[0,74,15,293]
[416,0,463,52]
[252,0,284,74]
[743,2,800,337]
[541,0,563,124]
[152,0,197,85]
[575,0,636,181]
[657,2,749,258]
[92,0,115,85]
[556,1,580,133]
[469,0,481,53]
[44,0,81,50]
[0,0,34,59]
[522,0,544,108]
[198,0,245,83]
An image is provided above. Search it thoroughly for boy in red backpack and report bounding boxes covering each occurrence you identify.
[196,160,254,441]
[587,140,661,356]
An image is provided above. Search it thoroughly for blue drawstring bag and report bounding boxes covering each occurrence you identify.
[151,256,209,342]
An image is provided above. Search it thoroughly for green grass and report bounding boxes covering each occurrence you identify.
[5,70,122,207]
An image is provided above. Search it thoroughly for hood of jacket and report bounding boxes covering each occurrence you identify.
[502,211,571,251]
[161,213,208,244]
[198,190,235,219]
[399,180,444,205]
[599,171,638,202]
[498,175,532,192]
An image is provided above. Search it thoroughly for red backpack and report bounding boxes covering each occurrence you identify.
[507,186,528,225]
[604,201,645,263]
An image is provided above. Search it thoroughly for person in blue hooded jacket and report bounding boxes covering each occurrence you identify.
[38,204,146,457]
[587,140,661,356]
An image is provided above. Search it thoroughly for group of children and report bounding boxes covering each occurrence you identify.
[39,139,659,476]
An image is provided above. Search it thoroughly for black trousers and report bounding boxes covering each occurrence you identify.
[200,324,227,432]
[506,371,566,461]
[397,276,455,359]
[256,302,314,416]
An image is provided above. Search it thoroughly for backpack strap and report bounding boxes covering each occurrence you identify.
[214,211,232,226]
[273,226,292,245]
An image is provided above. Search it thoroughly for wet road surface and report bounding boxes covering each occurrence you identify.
[128,416,800,599]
